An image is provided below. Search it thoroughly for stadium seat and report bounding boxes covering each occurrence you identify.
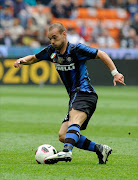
[52,18,77,29]
[77,8,129,20]
[77,8,98,19]
[108,29,120,39]
[78,0,84,6]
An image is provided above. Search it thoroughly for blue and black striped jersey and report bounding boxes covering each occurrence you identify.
[35,42,98,96]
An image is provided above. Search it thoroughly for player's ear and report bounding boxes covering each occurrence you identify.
[63,31,67,37]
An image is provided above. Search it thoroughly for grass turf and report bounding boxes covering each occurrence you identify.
[0,85,138,180]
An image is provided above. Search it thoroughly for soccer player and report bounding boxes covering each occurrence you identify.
[14,23,125,164]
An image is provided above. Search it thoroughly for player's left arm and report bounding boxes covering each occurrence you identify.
[96,50,126,86]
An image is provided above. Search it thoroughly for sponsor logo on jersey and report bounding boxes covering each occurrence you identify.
[55,63,75,71]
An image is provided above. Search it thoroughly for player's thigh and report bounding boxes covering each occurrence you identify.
[59,121,68,143]
[68,108,87,127]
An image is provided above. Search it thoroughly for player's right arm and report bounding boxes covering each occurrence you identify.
[14,45,52,68]
[14,55,38,68]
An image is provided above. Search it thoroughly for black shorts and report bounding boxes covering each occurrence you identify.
[62,91,98,130]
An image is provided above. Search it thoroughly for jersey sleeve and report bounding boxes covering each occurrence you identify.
[35,45,53,61]
[75,43,98,61]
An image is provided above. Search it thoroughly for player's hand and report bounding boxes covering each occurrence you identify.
[14,58,27,68]
[113,73,126,86]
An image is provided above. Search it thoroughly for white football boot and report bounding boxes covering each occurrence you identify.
[45,151,72,164]
[95,144,112,164]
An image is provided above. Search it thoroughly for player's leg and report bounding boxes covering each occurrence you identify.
[45,92,112,164]
[58,111,95,150]
[45,110,112,164]
[58,112,96,151]
[59,121,96,151]
[58,122,112,164]
[45,109,87,164]
[59,120,100,153]
[59,112,112,164]
[63,108,87,152]
[58,112,101,155]
[58,121,68,143]
[45,108,101,164]
[58,112,112,164]
[73,107,112,164]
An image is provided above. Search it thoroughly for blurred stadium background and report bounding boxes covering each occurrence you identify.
[0,0,138,85]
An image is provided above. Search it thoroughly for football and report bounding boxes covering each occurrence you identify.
[35,144,57,164]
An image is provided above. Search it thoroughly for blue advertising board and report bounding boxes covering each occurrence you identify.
[0,45,138,60]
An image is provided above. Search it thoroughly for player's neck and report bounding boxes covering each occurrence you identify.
[59,41,68,55]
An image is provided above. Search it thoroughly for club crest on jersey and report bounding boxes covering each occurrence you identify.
[67,57,72,62]
[58,57,64,64]
[50,53,56,59]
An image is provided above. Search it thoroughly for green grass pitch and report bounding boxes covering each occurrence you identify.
[0,85,138,180]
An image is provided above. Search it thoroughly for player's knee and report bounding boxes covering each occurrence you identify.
[58,132,65,143]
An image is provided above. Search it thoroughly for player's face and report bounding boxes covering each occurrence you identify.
[48,28,66,52]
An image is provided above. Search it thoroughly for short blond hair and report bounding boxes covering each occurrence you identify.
[49,23,67,34]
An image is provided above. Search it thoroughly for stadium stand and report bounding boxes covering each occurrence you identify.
[0,0,137,48]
